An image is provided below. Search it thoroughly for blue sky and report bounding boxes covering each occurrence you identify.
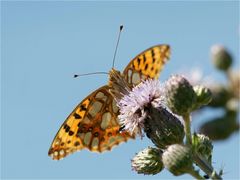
[1,1,239,179]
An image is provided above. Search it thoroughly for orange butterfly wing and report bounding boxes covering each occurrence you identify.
[48,85,132,160]
[49,44,170,160]
[123,44,170,85]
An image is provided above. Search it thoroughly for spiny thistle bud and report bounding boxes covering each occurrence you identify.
[192,133,213,164]
[210,45,232,71]
[131,147,164,175]
[208,85,230,107]
[165,75,197,116]
[192,85,212,110]
[199,110,239,141]
[162,144,194,176]
[143,105,184,149]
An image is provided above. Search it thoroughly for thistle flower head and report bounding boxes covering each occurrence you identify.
[117,79,164,135]
[131,147,164,175]
[117,79,184,149]
[162,144,194,176]
[192,85,212,110]
[210,45,232,71]
[164,74,197,116]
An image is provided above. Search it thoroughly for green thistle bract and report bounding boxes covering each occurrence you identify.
[144,105,184,149]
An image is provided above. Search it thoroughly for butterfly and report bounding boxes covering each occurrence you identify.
[48,44,170,160]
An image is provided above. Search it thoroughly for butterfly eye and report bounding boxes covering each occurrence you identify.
[94,132,99,137]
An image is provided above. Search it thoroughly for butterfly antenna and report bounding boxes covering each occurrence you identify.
[112,25,123,68]
[74,72,108,78]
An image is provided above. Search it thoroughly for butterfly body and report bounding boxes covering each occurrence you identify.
[49,45,170,160]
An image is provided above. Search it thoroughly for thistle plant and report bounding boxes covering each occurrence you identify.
[198,45,239,141]
[116,76,223,179]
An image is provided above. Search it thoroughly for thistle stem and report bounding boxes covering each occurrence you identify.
[226,69,233,88]
[193,153,222,179]
[183,114,192,145]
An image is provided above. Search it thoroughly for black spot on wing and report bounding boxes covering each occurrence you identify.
[151,49,156,63]
[137,58,141,65]
[80,104,87,111]
[143,54,146,62]
[69,131,74,136]
[74,141,80,146]
[132,62,136,69]
[64,124,70,132]
[144,63,149,71]
[73,113,82,119]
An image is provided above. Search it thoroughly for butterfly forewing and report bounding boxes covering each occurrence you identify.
[48,85,132,160]
[123,45,170,86]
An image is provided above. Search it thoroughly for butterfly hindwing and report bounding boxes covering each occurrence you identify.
[48,85,132,160]
[123,45,170,86]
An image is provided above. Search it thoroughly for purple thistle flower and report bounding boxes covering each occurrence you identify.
[117,79,164,136]
[117,79,184,149]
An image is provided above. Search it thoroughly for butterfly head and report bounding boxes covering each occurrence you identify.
[108,68,122,85]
